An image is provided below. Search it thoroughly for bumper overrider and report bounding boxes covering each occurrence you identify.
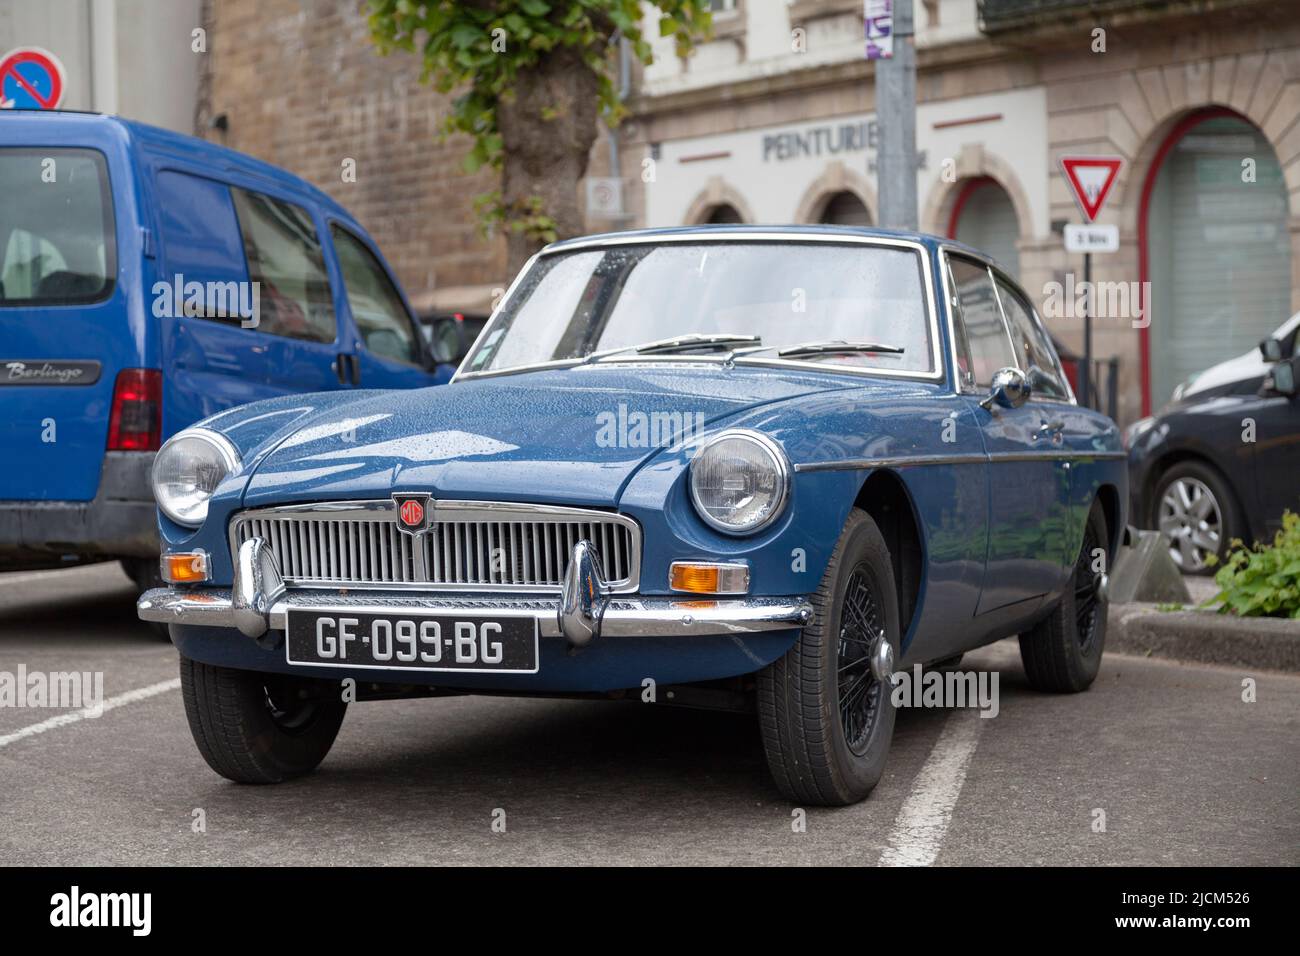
[137,537,814,647]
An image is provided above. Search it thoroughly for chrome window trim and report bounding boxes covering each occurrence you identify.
[454,233,945,386]
[228,499,642,594]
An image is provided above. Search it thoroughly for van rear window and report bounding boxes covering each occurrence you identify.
[0,149,116,306]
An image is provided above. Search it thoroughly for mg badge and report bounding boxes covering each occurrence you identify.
[393,493,433,535]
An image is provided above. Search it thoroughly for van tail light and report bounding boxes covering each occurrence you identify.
[106,369,163,451]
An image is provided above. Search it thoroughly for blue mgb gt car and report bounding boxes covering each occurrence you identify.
[139,226,1126,805]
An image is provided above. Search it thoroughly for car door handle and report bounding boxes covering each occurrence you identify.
[1035,420,1065,440]
[332,354,348,385]
[348,353,361,386]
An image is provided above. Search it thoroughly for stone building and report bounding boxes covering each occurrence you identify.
[613,0,1300,422]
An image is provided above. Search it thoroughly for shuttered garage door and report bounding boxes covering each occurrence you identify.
[1147,116,1291,407]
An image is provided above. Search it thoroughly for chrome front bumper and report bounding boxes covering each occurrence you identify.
[138,536,813,646]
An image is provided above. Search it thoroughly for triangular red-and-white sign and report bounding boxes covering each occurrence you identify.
[1060,156,1122,223]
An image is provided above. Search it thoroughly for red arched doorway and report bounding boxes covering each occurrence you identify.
[1138,107,1292,414]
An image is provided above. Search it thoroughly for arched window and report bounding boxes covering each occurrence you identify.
[948,177,1020,279]
[818,191,871,227]
[703,203,744,224]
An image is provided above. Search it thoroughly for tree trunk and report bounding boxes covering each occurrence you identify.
[496,46,601,276]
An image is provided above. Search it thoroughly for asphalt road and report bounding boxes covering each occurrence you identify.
[1,563,1296,866]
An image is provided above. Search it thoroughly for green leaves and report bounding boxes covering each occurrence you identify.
[365,0,713,236]
[1203,510,1300,618]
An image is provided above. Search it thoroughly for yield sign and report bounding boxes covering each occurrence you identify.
[1060,155,1122,223]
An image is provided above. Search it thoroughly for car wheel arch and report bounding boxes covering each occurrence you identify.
[853,470,923,641]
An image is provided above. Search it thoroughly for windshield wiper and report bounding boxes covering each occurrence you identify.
[776,340,906,359]
[582,333,761,364]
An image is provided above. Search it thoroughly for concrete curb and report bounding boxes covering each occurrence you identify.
[1107,602,1300,672]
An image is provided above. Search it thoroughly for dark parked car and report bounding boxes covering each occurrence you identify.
[418,311,488,371]
[1126,312,1300,573]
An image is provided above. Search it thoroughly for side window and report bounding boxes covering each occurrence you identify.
[948,256,1016,389]
[230,188,336,343]
[0,148,115,305]
[995,275,1070,400]
[330,225,419,364]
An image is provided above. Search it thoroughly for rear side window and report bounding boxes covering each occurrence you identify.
[0,148,115,306]
[230,188,336,343]
[994,275,1070,400]
[948,255,1015,389]
[330,225,420,364]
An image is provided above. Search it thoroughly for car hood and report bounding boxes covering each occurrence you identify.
[241,363,863,507]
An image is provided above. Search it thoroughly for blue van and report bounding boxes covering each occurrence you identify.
[0,111,447,591]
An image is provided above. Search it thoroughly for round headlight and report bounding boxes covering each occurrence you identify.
[152,428,241,528]
[689,430,790,534]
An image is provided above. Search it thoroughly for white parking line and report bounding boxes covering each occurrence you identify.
[878,709,984,866]
[0,678,180,750]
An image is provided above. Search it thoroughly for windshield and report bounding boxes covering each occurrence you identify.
[464,241,935,376]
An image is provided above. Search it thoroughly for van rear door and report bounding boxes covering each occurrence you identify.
[0,146,140,502]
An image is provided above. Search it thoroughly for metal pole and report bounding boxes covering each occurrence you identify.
[876,0,917,230]
[1081,251,1093,407]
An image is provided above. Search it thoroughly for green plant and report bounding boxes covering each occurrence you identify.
[1200,510,1300,618]
[367,0,713,270]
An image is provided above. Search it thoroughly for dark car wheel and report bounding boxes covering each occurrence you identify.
[757,508,899,806]
[180,656,347,784]
[122,558,171,641]
[1018,501,1109,693]
[1151,460,1239,575]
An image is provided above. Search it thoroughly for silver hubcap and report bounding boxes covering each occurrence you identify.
[1157,477,1221,571]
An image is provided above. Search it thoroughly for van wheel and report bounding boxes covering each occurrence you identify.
[180,656,347,784]
[757,509,899,806]
[1019,501,1108,693]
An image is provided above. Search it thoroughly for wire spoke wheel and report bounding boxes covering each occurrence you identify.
[837,566,885,757]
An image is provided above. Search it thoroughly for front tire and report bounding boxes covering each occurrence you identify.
[180,656,347,784]
[1150,460,1239,575]
[1018,501,1109,693]
[757,509,899,806]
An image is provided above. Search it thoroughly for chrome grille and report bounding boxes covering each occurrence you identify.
[230,500,640,592]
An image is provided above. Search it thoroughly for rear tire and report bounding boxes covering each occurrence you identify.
[757,509,899,806]
[1018,501,1109,693]
[180,656,347,784]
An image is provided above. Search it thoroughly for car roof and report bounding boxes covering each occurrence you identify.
[0,109,354,220]
[544,224,991,262]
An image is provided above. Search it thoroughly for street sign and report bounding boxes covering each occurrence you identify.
[585,177,627,220]
[1060,155,1122,223]
[0,47,66,110]
[865,0,894,60]
[1064,223,1119,253]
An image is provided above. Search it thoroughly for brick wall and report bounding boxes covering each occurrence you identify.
[196,0,506,310]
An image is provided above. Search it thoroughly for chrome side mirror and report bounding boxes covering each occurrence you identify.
[1271,355,1300,397]
[980,366,1031,410]
[1260,337,1284,363]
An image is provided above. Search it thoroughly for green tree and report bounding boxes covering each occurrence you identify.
[367,0,712,273]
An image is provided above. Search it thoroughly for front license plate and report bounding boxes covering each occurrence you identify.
[285,609,539,674]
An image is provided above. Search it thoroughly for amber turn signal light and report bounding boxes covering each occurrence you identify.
[161,550,210,584]
[669,561,749,595]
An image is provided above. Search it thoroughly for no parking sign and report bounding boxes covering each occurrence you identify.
[0,47,66,110]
